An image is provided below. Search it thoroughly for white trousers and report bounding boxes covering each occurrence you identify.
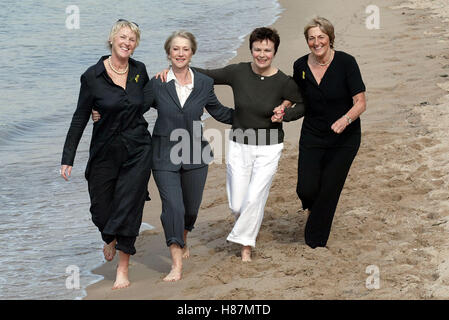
[226,140,283,247]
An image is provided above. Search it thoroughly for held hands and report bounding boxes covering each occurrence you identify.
[155,69,170,82]
[271,104,285,123]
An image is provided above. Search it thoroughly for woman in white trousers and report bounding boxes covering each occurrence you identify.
[226,141,284,249]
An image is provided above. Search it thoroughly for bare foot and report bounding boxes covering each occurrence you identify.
[182,246,190,259]
[103,240,116,261]
[163,266,182,282]
[241,246,252,262]
[112,266,130,290]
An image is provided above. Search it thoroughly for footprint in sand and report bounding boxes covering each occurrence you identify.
[387,177,409,188]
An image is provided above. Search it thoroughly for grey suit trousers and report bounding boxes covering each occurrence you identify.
[153,165,208,248]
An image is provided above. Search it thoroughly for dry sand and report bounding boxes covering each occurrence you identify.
[85,0,449,299]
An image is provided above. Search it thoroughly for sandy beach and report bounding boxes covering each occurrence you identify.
[85,0,449,299]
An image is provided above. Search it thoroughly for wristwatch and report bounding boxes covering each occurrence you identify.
[344,114,352,124]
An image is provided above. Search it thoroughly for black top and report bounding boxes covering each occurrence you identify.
[284,51,365,145]
[195,62,304,145]
[61,55,152,178]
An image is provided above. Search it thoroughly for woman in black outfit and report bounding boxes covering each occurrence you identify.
[275,17,366,248]
[60,20,152,289]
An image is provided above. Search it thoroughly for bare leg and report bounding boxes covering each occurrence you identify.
[241,245,252,262]
[103,239,116,261]
[112,251,130,289]
[182,230,190,259]
[164,244,183,282]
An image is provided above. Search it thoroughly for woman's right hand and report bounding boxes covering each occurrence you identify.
[155,69,170,82]
[92,110,101,122]
[60,165,72,181]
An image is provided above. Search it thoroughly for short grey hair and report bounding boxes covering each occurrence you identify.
[304,16,335,49]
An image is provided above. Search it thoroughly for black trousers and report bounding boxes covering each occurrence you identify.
[297,132,360,248]
[87,135,152,255]
[153,165,208,248]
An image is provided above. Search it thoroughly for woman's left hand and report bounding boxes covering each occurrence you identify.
[331,116,348,134]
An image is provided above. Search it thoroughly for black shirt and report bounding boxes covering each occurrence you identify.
[284,51,365,145]
[61,55,152,177]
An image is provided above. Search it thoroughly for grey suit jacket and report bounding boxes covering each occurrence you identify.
[143,69,234,171]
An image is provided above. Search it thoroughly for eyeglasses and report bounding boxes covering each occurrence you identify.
[117,19,139,28]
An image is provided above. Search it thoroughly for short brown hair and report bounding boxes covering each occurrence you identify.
[249,27,280,54]
[164,30,197,57]
[304,17,335,49]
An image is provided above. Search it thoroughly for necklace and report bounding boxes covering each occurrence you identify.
[313,50,334,66]
[251,63,275,80]
[108,56,129,75]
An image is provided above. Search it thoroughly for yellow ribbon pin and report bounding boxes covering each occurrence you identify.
[302,71,305,79]
[135,74,140,83]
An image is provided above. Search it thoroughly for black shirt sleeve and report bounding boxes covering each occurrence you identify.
[61,73,94,166]
[292,58,303,87]
[143,71,155,113]
[283,76,304,104]
[282,76,305,122]
[345,54,365,97]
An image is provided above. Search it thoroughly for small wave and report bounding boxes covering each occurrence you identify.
[0,115,65,146]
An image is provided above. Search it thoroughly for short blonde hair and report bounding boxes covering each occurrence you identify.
[108,20,141,50]
[304,17,335,49]
[164,30,197,57]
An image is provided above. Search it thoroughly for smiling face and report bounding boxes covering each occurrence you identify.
[251,39,275,71]
[168,36,193,70]
[110,26,137,60]
[307,26,331,59]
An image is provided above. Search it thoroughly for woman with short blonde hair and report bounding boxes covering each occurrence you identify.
[61,19,152,290]
[107,19,141,50]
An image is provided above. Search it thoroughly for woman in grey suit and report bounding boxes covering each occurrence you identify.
[146,31,233,281]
